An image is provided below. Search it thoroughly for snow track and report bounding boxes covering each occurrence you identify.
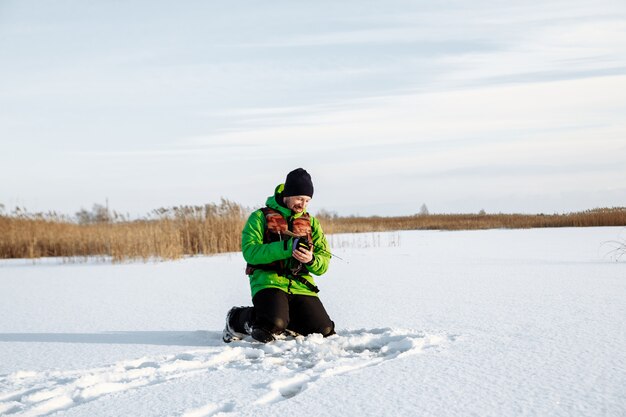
[0,328,448,416]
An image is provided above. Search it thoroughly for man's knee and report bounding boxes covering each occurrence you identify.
[269,316,288,334]
[320,321,335,337]
[301,323,334,337]
[257,315,288,334]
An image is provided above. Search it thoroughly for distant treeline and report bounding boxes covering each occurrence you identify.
[1,202,625,261]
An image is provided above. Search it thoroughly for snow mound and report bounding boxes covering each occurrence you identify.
[0,328,447,416]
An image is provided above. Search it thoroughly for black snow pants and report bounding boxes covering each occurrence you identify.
[232,288,335,337]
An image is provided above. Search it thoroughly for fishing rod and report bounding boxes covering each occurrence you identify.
[282,229,346,262]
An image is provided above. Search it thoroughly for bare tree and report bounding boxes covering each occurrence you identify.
[75,203,112,224]
[603,237,626,261]
[316,208,339,220]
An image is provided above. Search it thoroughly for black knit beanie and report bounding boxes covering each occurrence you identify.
[283,168,314,198]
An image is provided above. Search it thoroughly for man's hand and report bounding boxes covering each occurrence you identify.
[292,238,313,264]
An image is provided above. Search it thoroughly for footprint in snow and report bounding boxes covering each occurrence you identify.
[0,328,450,416]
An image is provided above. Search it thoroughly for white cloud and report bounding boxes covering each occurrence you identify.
[2,0,626,215]
[182,74,626,152]
[442,18,626,82]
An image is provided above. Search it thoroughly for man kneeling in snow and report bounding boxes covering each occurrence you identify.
[223,168,335,343]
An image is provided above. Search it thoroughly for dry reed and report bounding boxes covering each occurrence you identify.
[318,207,626,234]
[0,199,246,262]
[1,204,625,261]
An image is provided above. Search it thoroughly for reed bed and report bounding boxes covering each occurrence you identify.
[319,207,626,234]
[1,204,624,261]
[0,200,246,262]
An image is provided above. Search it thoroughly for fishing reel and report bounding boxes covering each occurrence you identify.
[292,236,312,252]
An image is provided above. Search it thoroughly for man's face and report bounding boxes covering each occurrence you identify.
[283,195,311,213]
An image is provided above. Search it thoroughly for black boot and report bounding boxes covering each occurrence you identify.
[222,306,247,343]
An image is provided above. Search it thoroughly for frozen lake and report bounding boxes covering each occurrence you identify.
[1,227,625,416]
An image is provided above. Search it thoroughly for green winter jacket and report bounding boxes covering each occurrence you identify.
[242,184,331,298]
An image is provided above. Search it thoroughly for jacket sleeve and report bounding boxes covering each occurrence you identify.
[241,210,292,265]
[305,216,331,276]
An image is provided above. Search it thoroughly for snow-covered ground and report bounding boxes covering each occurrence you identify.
[1,227,625,417]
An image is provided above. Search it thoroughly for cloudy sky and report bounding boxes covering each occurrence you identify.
[1,0,625,217]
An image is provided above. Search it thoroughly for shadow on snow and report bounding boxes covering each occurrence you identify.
[0,330,222,347]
